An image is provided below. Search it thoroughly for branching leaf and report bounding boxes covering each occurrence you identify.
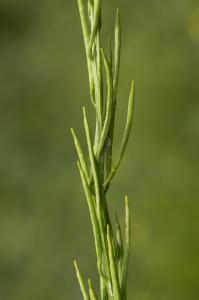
[73,2,135,299]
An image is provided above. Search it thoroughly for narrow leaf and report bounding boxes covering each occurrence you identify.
[89,0,101,55]
[74,260,90,300]
[115,214,123,284]
[107,226,122,300]
[121,196,130,293]
[108,37,113,70]
[71,128,90,182]
[83,108,110,277]
[83,107,101,211]
[77,161,102,263]
[93,35,104,152]
[88,279,98,300]
[113,8,121,93]
[77,0,95,104]
[104,80,135,190]
[119,81,135,158]
[97,49,113,158]
[77,0,89,45]
[96,33,103,128]
[116,215,123,259]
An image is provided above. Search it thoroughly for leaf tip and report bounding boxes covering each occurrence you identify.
[116,8,120,21]
[125,195,129,206]
[82,106,87,118]
[74,259,77,268]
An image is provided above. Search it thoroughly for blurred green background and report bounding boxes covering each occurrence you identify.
[0,0,199,299]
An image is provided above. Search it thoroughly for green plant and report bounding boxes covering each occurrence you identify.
[71,1,135,299]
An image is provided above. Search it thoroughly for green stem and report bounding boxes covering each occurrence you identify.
[72,2,135,299]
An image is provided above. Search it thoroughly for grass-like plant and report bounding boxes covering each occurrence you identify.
[71,1,135,299]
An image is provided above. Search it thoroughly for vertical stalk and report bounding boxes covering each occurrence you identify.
[72,1,135,299]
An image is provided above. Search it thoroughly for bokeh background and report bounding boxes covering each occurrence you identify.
[0,0,199,299]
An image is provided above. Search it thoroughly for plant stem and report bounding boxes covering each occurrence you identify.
[72,1,135,299]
